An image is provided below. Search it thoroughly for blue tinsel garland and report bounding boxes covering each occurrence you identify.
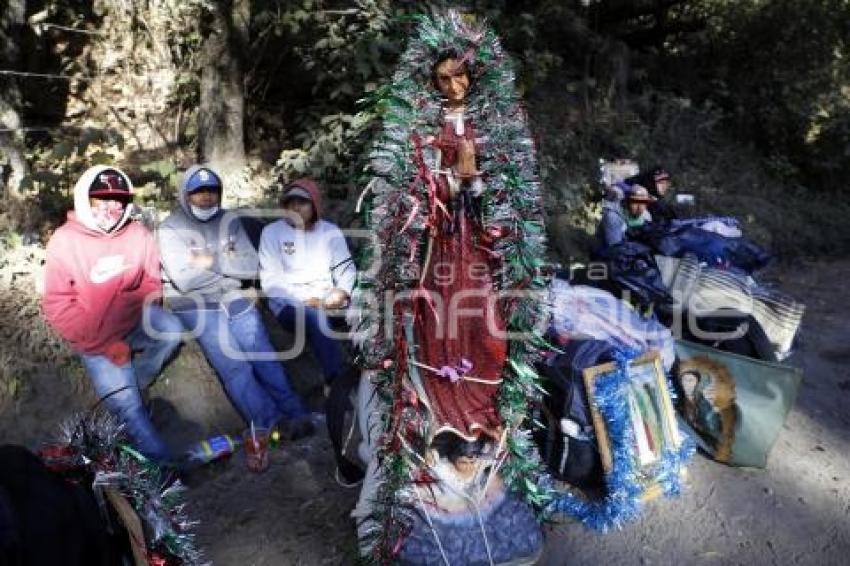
[547,347,695,531]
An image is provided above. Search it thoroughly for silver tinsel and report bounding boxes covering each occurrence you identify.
[50,411,206,565]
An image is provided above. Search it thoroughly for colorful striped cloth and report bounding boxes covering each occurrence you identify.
[657,255,805,359]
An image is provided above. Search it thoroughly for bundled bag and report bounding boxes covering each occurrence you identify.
[673,340,802,467]
[535,340,614,488]
[633,223,771,274]
[593,242,672,308]
[681,312,777,362]
[549,280,676,370]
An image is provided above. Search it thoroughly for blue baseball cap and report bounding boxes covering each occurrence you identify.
[186,168,222,193]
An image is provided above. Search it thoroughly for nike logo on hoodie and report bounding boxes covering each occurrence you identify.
[90,255,132,284]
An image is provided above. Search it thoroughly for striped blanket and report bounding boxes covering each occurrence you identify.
[656,255,805,359]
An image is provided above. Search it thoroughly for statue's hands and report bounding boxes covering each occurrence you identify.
[455,138,479,179]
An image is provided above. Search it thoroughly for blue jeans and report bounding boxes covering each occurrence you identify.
[81,304,183,463]
[269,298,346,383]
[174,301,307,429]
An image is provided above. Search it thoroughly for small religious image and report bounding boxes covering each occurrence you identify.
[626,359,680,469]
[584,352,682,496]
[677,357,738,463]
[673,341,802,469]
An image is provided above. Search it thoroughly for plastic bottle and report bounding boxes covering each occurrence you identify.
[269,428,281,448]
[185,434,240,464]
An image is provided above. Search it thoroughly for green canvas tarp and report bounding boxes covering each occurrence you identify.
[674,340,802,468]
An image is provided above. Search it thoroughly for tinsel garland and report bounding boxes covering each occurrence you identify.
[350,10,552,562]
[547,347,695,531]
[44,411,205,565]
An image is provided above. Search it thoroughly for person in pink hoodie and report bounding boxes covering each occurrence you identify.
[42,165,183,463]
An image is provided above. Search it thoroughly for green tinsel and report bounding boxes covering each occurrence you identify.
[350,10,554,562]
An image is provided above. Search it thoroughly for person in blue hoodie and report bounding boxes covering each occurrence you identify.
[158,165,313,439]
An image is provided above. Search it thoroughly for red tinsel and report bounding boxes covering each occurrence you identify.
[38,444,79,473]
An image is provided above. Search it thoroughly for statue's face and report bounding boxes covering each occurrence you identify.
[434,57,470,103]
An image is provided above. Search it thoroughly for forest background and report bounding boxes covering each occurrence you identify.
[0,0,848,393]
[1,0,849,256]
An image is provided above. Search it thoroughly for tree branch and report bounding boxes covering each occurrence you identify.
[593,0,691,26]
[620,19,706,47]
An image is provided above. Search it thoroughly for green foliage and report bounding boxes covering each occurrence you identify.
[140,159,179,188]
[5,0,849,257]
[662,0,850,189]
[9,128,124,234]
[260,1,423,183]
[263,1,569,183]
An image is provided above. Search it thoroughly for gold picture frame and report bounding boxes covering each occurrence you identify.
[583,351,682,500]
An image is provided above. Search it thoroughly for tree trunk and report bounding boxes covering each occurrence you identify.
[198,0,248,169]
[594,38,631,114]
[0,0,28,199]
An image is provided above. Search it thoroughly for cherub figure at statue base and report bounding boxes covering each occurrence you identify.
[400,434,543,566]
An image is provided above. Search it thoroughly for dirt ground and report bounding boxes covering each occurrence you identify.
[1,260,849,565]
[540,261,850,566]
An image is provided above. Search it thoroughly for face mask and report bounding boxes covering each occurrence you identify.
[92,200,125,231]
[191,205,219,221]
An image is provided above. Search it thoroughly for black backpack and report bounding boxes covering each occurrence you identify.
[535,340,614,489]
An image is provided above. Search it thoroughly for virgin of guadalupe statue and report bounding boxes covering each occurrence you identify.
[411,50,508,443]
[351,11,549,564]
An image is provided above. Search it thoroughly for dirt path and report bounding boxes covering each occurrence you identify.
[2,261,848,565]
[540,260,850,566]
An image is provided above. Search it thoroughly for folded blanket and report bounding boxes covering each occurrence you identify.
[657,255,804,359]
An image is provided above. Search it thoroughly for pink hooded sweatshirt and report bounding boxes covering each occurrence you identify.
[42,165,163,355]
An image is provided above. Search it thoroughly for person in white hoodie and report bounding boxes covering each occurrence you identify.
[259,178,356,384]
[259,178,362,485]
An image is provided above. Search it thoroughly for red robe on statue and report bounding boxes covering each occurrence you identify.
[413,116,507,442]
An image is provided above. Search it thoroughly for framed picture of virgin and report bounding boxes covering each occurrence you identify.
[583,351,682,499]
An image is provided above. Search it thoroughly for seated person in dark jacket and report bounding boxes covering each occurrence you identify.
[626,166,677,223]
